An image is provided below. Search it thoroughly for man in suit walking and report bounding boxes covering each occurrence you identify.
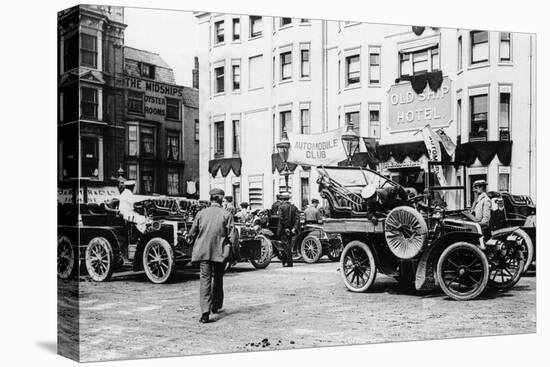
[188,188,237,323]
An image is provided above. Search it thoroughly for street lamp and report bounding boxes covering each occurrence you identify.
[341,123,360,166]
[276,130,292,191]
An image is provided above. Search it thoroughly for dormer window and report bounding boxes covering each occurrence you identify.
[140,62,155,79]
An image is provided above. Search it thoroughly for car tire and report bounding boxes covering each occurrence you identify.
[58,235,77,279]
[301,235,323,264]
[142,237,175,284]
[340,240,377,293]
[85,236,114,282]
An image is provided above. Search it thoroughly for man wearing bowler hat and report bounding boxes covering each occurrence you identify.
[470,179,491,227]
[188,188,237,323]
[277,191,299,267]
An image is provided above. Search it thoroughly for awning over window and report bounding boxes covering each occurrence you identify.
[395,70,443,94]
[271,153,298,173]
[455,141,513,166]
[208,157,242,177]
[377,140,452,164]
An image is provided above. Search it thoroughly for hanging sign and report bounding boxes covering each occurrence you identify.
[388,77,452,132]
[287,127,347,166]
[421,125,448,186]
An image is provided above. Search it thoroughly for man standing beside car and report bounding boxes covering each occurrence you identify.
[277,192,300,267]
[188,188,237,323]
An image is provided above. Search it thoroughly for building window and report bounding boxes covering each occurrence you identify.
[399,46,439,77]
[64,34,78,71]
[300,19,310,23]
[301,177,310,209]
[368,47,380,84]
[232,62,241,91]
[139,62,155,79]
[233,184,241,207]
[127,164,138,180]
[345,111,360,135]
[232,18,240,41]
[249,55,263,90]
[81,87,98,119]
[166,98,180,120]
[500,32,511,62]
[499,91,511,140]
[300,48,310,78]
[232,119,240,154]
[194,119,200,141]
[471,30,489,64]
[280,110,292,138]
[80,34,97,68]
[214,20,224,44]
[249,16,263,38]
[128,125,138,156]
[128,91,143,114]
[167,169,180,195]
[62,85,78,122]
[214,65,225,93]
[300,108,310,134]
[280,17,292,27]
[272,55,276,84]
[346,55,360,86]
[458,35,463,70]
[81,137,99,178]
[498,171,510,192]
[280,51,292,81]
[167,132,180,160]
[457,98,462,144]
[215,121,224,156]
[470,94,488,141]
[140,127,155,157]
[368,104,380,139]
[141,166,154,194]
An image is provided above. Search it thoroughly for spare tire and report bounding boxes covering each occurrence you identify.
[384,206,428,259]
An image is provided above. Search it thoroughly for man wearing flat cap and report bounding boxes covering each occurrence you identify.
[277,191,299,267]
[188,188,237,323]
[470,179,491,227]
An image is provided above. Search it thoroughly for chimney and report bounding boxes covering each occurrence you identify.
[192,56,199,89]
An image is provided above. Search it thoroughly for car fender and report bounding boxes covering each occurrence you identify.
[415,232,482,291]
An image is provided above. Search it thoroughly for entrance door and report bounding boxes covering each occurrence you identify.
[468,174,487,206]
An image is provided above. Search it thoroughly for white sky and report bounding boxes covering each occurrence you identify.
[124,7,198,86]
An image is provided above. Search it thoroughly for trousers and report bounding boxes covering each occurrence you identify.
[280,231,293,266]
[199,261,225,314]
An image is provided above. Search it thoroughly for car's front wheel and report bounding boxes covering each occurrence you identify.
[142,238,174,284]
[340,240,377,292]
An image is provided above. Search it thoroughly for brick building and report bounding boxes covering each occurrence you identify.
[58,5,126,182]
[123,47,199,196]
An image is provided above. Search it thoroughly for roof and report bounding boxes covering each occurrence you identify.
[182,87,199,108]
[124,46,172,69]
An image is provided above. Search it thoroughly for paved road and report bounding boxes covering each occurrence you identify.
[58,259,536,362]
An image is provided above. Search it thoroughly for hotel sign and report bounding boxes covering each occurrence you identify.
[388,77,452,132]
[125,76,183,122]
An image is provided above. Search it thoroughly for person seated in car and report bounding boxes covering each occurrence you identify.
[234,202,251,223]
[466,180,491,228]
[116,179,149,233]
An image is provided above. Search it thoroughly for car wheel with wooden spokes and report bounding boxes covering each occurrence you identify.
[142,238,175,284]
[437,242,489,301]
[340,240,377,292]
[250,235,273,269]
[58,236,77,279]
[487,248,525,290]
[85,237,114,282]
[301,235,323,264]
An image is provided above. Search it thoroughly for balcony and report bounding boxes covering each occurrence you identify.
[469,130,487,142]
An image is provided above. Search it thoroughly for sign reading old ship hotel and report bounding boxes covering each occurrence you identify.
[196,15,535,207]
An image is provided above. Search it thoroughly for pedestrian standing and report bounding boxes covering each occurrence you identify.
[277,192,299,267]
[188,188,237,323]
[223,195,237,216]
[271,193,283,215]
[304,198,322,224]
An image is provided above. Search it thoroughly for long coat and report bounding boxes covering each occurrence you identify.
[471,192,491,226]
[189,202,237,263]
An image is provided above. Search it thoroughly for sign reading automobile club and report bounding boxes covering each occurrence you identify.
[388,77,452,132]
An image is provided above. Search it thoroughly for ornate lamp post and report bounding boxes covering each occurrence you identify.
[276,130,291,191]
[341,123,360,166]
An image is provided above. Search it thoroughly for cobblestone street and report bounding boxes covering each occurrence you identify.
[58,259,536,362]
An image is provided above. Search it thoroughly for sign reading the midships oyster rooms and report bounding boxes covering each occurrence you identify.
[388,77,451,132]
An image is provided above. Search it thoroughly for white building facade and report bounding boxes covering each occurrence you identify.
[195,13,536,208]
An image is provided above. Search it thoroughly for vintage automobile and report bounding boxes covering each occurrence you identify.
[487,191,536,272]
[224,219,272,271]
[58,179,265,283]
[58,179,200,284]
[317,164,528,301]
[252,209,343,264]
